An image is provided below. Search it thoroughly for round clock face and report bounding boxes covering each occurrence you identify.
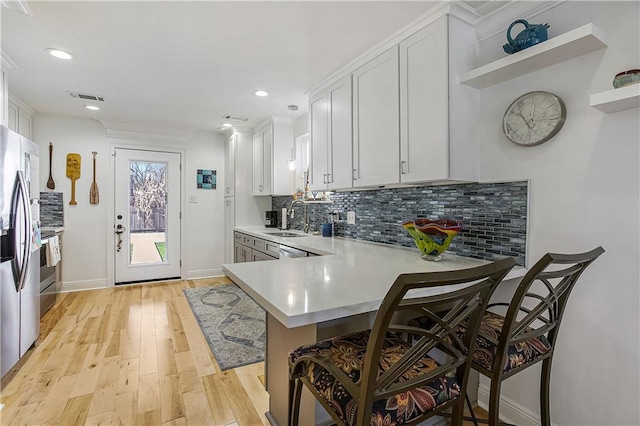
[502,91,566,146]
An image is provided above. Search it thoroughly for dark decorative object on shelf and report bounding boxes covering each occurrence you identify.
[503,20,549,54]
[613,69,640,88]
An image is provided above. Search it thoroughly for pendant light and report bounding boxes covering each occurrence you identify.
[287,105,298,171]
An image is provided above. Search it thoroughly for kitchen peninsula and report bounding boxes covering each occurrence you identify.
[223,226,526,425]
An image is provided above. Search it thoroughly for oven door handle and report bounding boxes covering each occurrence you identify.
[279,246,308,258]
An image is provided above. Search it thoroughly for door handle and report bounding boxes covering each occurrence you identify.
[401,160,407,175]
[115,224,126,252]
[353,169,358,180]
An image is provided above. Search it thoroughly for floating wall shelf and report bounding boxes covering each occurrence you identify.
[590,84,640,113]
[461,23,608,89]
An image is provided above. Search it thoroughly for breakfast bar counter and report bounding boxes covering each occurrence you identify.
[222,226,526,425]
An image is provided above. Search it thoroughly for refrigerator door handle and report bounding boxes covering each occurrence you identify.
[11,171,32,291]
[17,171,32,291]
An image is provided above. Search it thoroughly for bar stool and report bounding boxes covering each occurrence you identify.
[287,258,517,426]
[410,247,605,425]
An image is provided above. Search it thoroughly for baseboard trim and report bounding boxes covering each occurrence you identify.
[59,279,108,293]
[478,384,541,426]
[186,268,224,280]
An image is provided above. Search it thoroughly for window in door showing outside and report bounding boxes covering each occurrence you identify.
[129,160,168,264]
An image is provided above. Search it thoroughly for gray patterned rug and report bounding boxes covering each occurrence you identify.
[183,284,265,370]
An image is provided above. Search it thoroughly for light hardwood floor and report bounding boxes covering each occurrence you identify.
[0,277,270,426]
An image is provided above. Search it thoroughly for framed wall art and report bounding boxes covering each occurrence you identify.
[197,169,216,189]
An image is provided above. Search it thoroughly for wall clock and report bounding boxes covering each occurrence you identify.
[502,91,566,146]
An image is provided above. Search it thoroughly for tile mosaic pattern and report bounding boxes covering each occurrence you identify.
[40,192,64,227]
[273,181,528,265]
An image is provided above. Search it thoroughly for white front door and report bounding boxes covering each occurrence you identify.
[114,148,181,284]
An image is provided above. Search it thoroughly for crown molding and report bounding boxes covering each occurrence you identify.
[1,0,33,16]
[307,1,481,96]
[1,50,17,70]
[98,119,198,143]
[474,0,567,42]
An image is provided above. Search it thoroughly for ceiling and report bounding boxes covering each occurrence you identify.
[2,1,492,133]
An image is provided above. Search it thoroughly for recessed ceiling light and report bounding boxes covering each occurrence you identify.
[85,105,100,111]
[254,90,268,97]
[46,48,73,60]
[221,123,233,128]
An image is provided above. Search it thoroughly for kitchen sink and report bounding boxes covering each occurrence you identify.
[264,231,306,237]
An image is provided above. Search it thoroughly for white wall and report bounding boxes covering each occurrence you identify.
[293,112,308,138]
[32,113,226,289]
[476,2,639,425]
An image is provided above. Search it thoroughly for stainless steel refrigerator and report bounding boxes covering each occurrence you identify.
[1,125,40,378]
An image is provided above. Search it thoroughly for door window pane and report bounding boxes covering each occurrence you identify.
[129,161,168,264]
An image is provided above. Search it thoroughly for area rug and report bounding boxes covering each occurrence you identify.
[183,284,265,370]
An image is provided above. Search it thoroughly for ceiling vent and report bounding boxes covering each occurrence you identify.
[67,91,105,102]
[222,114,248,122]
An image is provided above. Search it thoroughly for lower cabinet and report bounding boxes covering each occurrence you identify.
[234,232,279,262]
[234,241,252,263]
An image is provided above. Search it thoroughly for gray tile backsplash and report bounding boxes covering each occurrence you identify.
[273,181,528,265]
[40,192,64,227]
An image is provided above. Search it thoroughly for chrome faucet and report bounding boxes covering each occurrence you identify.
[288,200,309,233]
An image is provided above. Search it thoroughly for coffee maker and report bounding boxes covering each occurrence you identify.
[265,210,279,228]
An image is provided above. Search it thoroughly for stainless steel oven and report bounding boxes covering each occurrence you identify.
[39,237,59,317]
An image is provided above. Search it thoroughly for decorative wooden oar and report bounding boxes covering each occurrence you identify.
[66,153,81,205]
[90,151,99,205]
[46,142,55,190]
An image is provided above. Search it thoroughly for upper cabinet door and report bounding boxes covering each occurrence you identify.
[352,46,400,188]
[224,134,235,196]
[0,69,7,127]
[252,131,264,195]
[262,126,273,195]
[7,100,18,133]
[327,75,352,190]
[400,16,448,183]
[309,92,329,191]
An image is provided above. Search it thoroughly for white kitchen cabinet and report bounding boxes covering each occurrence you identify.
[7,100,17,132]
[253,118,294,196]
[252,130,268,195]
[309,92,328,191]
[0,68,7,127]
[399,17,448,183]
[400,15,478,183]
[224,198,235,263]
[352,46,400,188]
[309,75,353,191]
[7,94,33,139]
[224,133,236,197]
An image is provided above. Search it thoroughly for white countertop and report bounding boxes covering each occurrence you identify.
[223,226,526,329]
[41,226,65,234]
[40,226,64,243]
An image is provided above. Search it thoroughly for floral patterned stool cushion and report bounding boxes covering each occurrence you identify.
[288,330,461,426]
[409,311,551,374]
